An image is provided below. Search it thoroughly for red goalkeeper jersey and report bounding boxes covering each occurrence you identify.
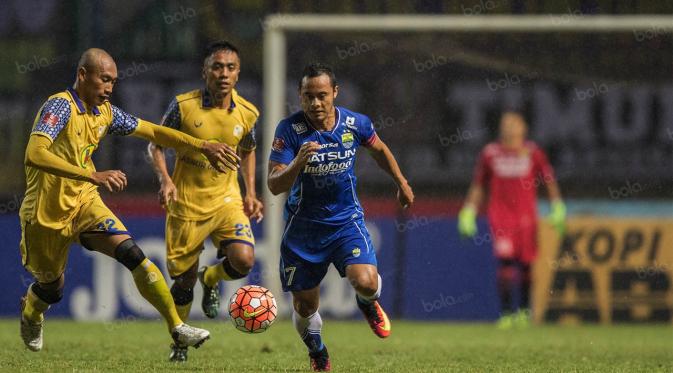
[473,141,555,229]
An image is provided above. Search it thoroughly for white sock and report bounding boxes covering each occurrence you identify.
[357,274,382,303]
[292,310,324,352]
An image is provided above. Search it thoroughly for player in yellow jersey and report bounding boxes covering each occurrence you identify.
[18,48,241,354]
[148,41,263,362]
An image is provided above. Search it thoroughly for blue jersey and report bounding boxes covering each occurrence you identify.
[269,106,377,226]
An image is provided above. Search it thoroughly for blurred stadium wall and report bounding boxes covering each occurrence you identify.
[0,1,671,323]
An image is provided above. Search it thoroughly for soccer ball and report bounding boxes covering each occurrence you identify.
[228,285,277,333]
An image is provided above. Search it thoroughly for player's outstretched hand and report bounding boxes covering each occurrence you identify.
[397,181,414,209]
[296,141,320,166]
[548,200,567,236]
[158,178,178,207]
[91,170,127,193]
[244,194,264,223]
[458,206,477,238]
[202,142,240,172]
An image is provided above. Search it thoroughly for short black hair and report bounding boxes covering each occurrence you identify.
[203,40,239,64]
[298,62,337,89]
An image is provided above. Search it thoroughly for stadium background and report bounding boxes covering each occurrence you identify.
[0,0,671,325]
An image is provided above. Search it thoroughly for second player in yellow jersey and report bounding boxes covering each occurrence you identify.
[148,41,263,362]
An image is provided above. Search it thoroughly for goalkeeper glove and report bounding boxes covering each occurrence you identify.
[458,206,477,238]
[548,200,566,235]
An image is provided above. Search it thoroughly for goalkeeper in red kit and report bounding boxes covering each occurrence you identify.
[458,111,566,329]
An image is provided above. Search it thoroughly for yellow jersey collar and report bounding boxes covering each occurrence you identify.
[67,87,101,116]
[201,88,236,111]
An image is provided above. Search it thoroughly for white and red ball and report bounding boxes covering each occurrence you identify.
[228,285,277,333]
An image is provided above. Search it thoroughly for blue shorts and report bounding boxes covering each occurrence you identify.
[279,217,377,292]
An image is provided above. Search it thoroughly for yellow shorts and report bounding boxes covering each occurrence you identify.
[20,195,129,283]
[165,205,254,277]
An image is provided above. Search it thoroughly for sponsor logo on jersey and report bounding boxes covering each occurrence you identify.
[318,142,339,149]
[309,149,356,162]
[194,121,203,128]
[304,148,356,175]
[352,247,361,258]
[304,159,353,176]
[272,137,285,152]
[345,116,356,129]
[493,155,532,178]
[342,131,354,149]
[79,144,96,168]
[292,122,307,134]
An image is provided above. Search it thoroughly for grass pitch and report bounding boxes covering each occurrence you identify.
[0,319,671,372]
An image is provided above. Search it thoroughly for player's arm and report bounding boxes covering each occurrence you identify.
[535,148,566,234]
[240,149,264,222]
[147,142,177,207]
[267,142,320,195]
[147,99,179,206]
[458,150,490,238]
[239,128,263,222]
[25,135,127,192]
[463,183,484,211]
[132,120,239,172]
[107,104,239,172]
[365,137,414,208]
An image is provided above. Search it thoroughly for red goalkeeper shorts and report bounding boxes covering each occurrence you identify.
[489,220,538,264]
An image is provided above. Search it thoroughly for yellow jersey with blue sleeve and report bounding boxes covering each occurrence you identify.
[161,88,259,219]
[20,87,140,230]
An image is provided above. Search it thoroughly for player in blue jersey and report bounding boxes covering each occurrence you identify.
[268,63,414,371]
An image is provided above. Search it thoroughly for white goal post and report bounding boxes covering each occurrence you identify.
[259,14,673,302]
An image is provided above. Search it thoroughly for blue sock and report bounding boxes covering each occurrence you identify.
[302,330,324,353]
[293,310,324,353]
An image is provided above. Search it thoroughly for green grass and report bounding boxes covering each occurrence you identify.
[1,319,671,372]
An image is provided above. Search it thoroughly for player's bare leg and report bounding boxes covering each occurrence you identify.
[199,242,254,318]
[168,262,199,362]
[347,264,390,338]
[292,287,330,372]
[80,233,210,348]
[20,273,64,351]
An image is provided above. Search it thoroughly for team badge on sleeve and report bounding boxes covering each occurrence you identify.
[42,113,60,127]
[272,137,285,152]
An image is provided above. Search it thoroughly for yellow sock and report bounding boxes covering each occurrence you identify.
[22,287,49,323]
[175,302,192,322]
[203,262,231,287]
[131,258,182,331]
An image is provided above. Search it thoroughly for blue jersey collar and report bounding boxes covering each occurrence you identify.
[67,87,101,115]
[202,88,236,110]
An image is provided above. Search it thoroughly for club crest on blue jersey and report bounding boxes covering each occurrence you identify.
[341,131,354,149]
